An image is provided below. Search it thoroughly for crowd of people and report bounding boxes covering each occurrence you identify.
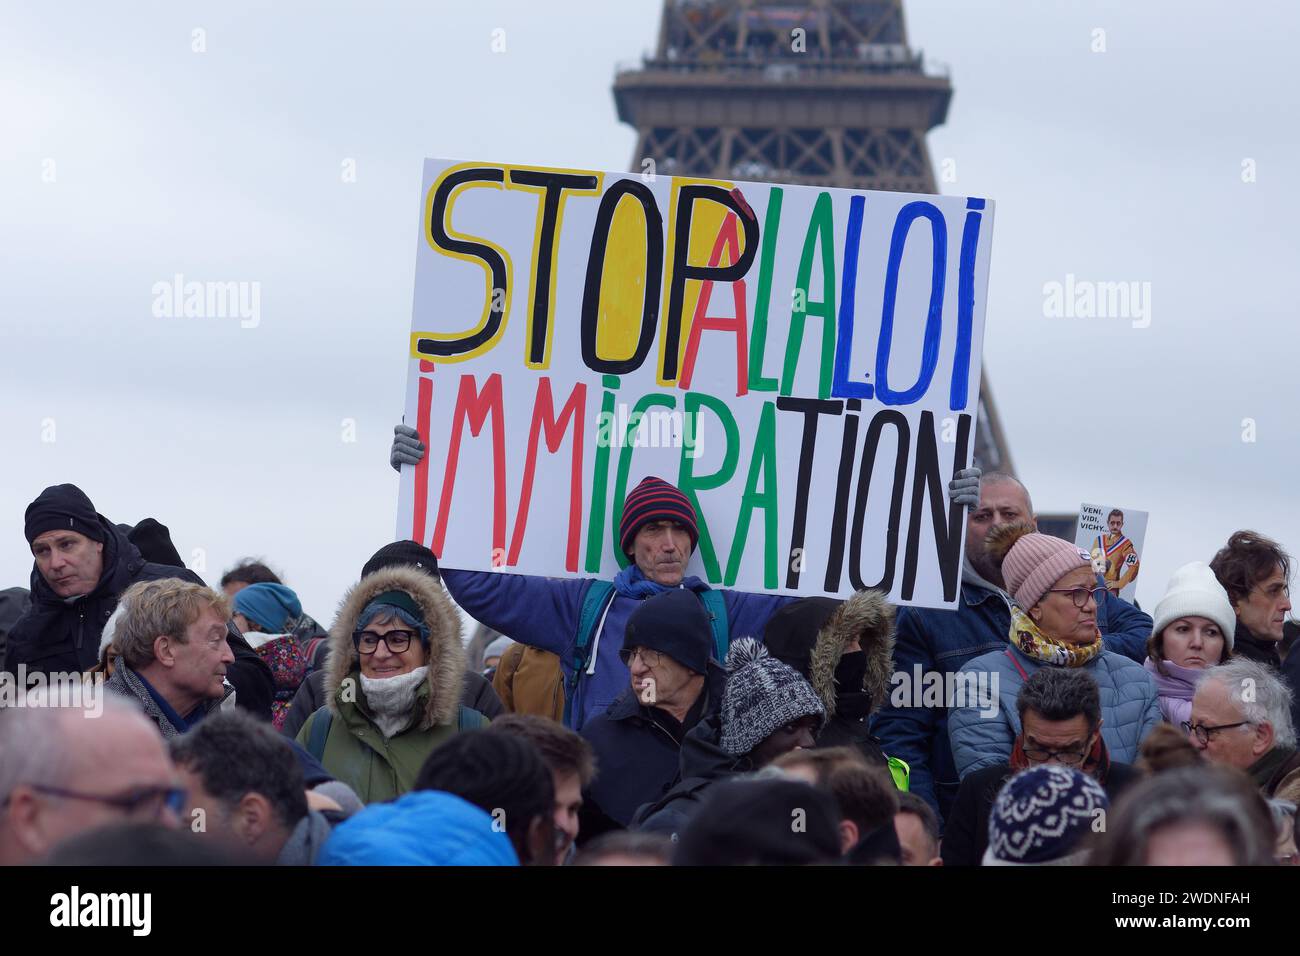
[1,441,1298,866]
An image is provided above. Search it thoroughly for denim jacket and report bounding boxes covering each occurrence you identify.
[868,573,1152,826]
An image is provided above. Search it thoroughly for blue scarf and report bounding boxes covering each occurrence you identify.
[614,563,674,599]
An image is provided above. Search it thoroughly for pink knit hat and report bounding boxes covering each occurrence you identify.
[991,525,1093,609]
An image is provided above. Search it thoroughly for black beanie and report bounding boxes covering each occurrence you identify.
[674,778,842,866]
[361,540,440,581]
[124,519,185,569]
[24,484,105,545]
[761,597,842,678]
[622,589,713,674]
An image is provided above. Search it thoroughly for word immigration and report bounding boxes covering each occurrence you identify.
[397,159,996,609]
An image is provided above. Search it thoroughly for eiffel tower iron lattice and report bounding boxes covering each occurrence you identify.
[613,0,1012,475]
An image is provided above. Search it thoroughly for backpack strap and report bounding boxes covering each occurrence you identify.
[458,705,489,731]
[563,581,617,728]
[306,708,333,761]
[697,589,730,662]
[1003,647,1030,682]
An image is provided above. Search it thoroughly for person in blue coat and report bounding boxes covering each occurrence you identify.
[947,522,1160,778]
[317,790,518,866]
[392,424,795,730]
[870,471,1153,825]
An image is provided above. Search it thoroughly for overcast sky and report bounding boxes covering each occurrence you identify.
[3,1,1298,624]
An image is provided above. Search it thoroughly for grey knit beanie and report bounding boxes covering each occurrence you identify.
[719,637,825,756]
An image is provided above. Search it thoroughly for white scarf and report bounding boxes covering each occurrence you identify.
[359,666,429,738]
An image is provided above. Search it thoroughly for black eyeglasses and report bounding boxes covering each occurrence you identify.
[1181,720,1253,745]
[353,630,417,655]
[12,784,187,819]
[1022,745,1089,766]
[1046,586,1105,609]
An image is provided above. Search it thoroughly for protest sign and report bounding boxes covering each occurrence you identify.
[1076,503,1147,603]
[397,159,996,608]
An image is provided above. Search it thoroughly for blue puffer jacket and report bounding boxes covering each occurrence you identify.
[947,642,1161,778]
[442,568,794,730]
[869,571,1152,824]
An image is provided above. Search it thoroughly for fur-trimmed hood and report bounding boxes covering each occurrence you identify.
[324,565,464,729]
[762,590,895,719]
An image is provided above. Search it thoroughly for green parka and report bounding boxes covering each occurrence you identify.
[297,564,483,803]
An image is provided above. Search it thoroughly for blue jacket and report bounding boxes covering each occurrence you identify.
[947,642,1161,777]
[317,790,517,866]
[442,568,793,729]
[868,574,1152,824]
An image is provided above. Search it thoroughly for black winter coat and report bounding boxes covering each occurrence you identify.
[582,665,723,828]
[631,711,748,838]
[6,517,275,720]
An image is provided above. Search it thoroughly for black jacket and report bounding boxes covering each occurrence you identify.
[630,711,749,837]
[6,516,274,720]
[940,758,1142,866]
[1232,621,1283,670]
[278,662,505,740]
[0,587,31,675]
[582,664,723,829]
[8,516,206,674]
[763,590,895,769]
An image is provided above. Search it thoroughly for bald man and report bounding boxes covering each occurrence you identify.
[0,694,183,864]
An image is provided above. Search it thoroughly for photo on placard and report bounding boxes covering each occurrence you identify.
[1074,504,1148,604]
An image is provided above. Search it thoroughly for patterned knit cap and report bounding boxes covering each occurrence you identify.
[985,765,1108,865]
[619,477,699,557]
[719,638,825,756]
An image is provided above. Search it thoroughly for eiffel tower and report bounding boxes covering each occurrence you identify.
[613,0,1013,475]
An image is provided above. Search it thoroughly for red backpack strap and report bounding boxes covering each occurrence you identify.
[1003,647,1030,681]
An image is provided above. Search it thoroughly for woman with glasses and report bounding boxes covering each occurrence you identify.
[948,523,1161,778]
[295,565,489,804]
[1141,562,1235,727]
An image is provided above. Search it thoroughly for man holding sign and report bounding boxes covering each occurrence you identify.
[393,158,1001,731]
[394,433,792,730]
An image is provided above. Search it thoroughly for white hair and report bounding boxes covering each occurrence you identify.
[1202,658,1296,749]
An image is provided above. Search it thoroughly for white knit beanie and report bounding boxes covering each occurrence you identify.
[1151,561,1237,651]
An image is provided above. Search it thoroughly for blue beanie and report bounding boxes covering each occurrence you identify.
[232,582,302,633]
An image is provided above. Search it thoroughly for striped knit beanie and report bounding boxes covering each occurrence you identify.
[619,476,699,556]
[984,765,1108,865]
[988,523,1092,609]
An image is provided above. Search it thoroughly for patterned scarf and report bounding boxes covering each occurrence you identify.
[1010,729,1111,785]
[1009,606,1103,668]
